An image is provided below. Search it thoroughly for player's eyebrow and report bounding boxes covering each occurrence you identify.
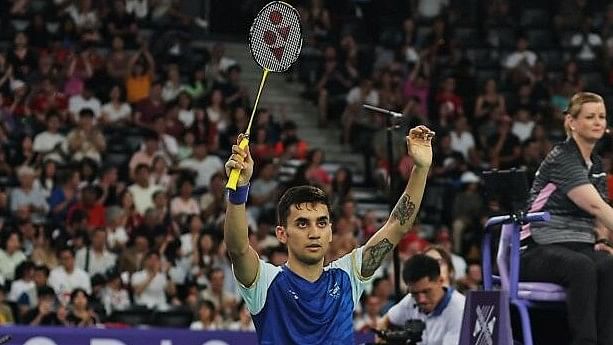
[317,216,329,222]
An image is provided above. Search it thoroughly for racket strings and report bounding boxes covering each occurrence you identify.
[249,2,302,72]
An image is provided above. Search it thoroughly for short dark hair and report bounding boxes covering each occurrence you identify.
[277,185,331,226]
[34,264,50,277]
[402,254,441,284]
[79,108,95,118]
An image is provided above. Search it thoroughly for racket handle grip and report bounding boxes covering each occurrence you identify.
[226,137,250,191]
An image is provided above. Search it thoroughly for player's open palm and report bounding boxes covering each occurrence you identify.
[225,134,254,186]
[407,125,435,168]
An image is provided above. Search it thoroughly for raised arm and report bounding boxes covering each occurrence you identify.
[360,126,434,278]
[224,134,260,287]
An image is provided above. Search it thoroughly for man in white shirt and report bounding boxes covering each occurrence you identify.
[503,36,538,70]
[33,112,65,156]
[179,141,223,190]
[128,164,162,215]
[68,84,102,122]
[342,78,380,144]
[378,255,465,345]
[131,251,175,310]
[76,229,117,276]
[48,247,92,305]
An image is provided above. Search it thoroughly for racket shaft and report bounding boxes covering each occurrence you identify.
[226,137,250,190]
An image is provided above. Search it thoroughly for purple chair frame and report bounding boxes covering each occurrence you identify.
[482,212,567,345]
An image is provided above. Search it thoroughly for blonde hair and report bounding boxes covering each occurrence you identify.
[564,92,604,137]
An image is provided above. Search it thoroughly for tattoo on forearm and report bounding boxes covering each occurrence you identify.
[391,194,416,226]
[362,239,393,277]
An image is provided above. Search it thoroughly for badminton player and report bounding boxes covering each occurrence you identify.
[224,126,434,344]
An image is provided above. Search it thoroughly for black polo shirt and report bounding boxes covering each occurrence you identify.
[524,137,607,244]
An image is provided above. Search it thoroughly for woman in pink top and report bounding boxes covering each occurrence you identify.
[305,149,331,188]
[170,178,199,217]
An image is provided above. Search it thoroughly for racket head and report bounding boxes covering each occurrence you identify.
[248,1,303,72]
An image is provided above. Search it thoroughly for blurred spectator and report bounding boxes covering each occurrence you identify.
[8,32,37,80]
[48,247,92,305]
[0,284,13,324]
[206,43,237,85]
[451,172,484,255]
[511,107,535,143]
[354,294,382,332]
[64,109,106,163]
[504,36,538,70]
[66,288,99,326]
[64,51,93,98]
[200,268,237,319]
[68,185,105,230]
[215,65,248,110]
[474,79,505,129]
[274,121,308,160]
[179,141,223,191]
[106,1,139,44]
[150,156,172,191]
[0,231,27,281]
[449,117,475,160]
[117,231,150,274]
[69,82,101,122]
[105,206,129,251]
[31,229,58,269]
[126,44,156,105]
[128,164,162,215]
[100,85,132,125]
[32,112,65,159]
[456,261,482,294]
[129,132,161,176]
[48,170,80,224]
[316,46,354,128]
[190,300,222,330]
[371,277,394,315]
[183,67,207,103]
[30,78,68,121]
[10,165,49,223]
[106,36,131,81]
[162,64,182,103]
[341,78,379,145]
[100,270,130,315]
[22,286,66,326]
[126,0,149,20]
[68,0,101,40]
[434,77,464,127]
[249,160,278,219]
[8,261,35,308]
[413,0,448,20]
[227,301,255,331]
[75,228,117,277]
[171,178,199,217]
[131,251,175,310]
[487,115,521,169]
[200,172,225,228]
[424,245,457,286]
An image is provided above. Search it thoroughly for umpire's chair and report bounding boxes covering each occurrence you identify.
[481,169,566,345]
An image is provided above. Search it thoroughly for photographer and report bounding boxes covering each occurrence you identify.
[378,255,465,345]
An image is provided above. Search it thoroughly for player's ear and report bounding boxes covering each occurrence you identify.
[327,223,333,243]
[276,225,287,244]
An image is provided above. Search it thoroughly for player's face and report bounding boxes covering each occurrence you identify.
[408,276,445,314]
[571,102,607,142]
[277,202,332,265]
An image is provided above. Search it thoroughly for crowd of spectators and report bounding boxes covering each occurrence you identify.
[0,0,612,335]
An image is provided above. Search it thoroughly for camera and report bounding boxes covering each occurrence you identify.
[372,319,426,345]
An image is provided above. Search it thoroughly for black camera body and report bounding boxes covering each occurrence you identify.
[375,319,426,345]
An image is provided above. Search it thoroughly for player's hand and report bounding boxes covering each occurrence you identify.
[407,125,434,168]
[225,133,254,187]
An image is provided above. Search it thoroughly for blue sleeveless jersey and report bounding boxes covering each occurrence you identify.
[236,247,372,345]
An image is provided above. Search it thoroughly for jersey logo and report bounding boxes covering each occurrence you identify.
[288,289,299,300]
[591,173,606,178]
[328,282,340,299]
